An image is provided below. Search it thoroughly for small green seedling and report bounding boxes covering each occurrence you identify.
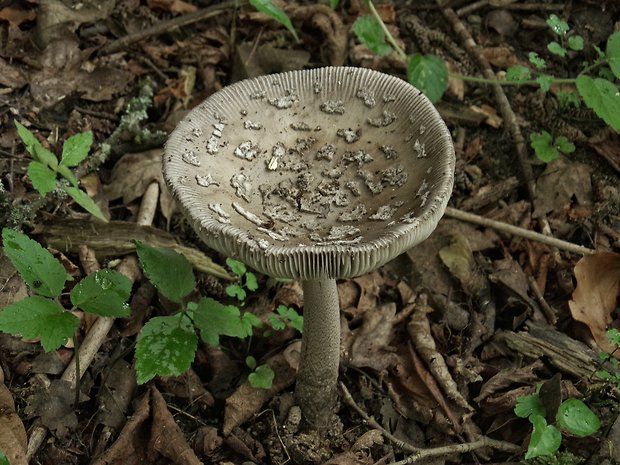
[14,122,107,222]
[0,228,131,351]
[515,384,600,459]
[246,355,275,389]
[267,304,304,334]
[249,0,299,42]
[530,131,576,162]
[596,329,620,388]
[225,258,259,302]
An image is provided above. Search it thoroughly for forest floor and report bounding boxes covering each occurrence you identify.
[1,0,620,464]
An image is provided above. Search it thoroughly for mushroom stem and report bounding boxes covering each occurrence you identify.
[295,278,341,430]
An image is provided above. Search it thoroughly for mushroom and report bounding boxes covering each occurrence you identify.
[164,67,455,430]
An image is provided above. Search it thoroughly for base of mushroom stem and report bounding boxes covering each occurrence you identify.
[295,279,341,431]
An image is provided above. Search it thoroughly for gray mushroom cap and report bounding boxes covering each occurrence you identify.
[164,67,455,280]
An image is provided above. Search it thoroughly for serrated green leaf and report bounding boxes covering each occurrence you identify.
[536,75,553,93]
[135,241,195,303]
[226,258,246,277]
[576,75,620,132]
[226,284,246,301]
[192,297,245,346]
[27,161,57,196]
[352,16,392,56]
[70,269,132,317]
[0,296,79,352]
[555,136,575,154]
[268,314,286,331]
[330,0,339,7]
[64,186,108,222]
[530,131,559,163]
[515,393,546,419]
[547,41,567,57]
[0,450,8,465]
[568,35,584,51]
[526,415,562,459]
[607,328,620,347]
[135,314,197,384]
[277,304,304,333]
[556,399,600,437]
[2,228,68,297]
[606,32,620,80]
[506,66,531,82]
[546,14,569,36]
[528,52,546,70]
[407,54,448,104]
[14,121,58,169]
[60,131,92,167]
[248,364,274,389]
[245,272,258,291]
[249,0,299,41]
[55,164,79,187]
[241,312,262,335]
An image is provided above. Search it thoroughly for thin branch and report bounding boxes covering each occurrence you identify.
[339,382,522,464]
[444,207,595,255]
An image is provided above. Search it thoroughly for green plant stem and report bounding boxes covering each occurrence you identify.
[453,73,576,86]
[366,0,408,62]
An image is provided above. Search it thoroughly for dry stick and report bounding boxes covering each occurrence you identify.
[339,382,521,464]
[99,0,242,55]
[26,184,160,462]
[445,207,595,255]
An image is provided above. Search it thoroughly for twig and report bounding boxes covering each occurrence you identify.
[434,2,536,203]
[339,382,521,463]
[444,206,595,255]
[99,0,243,55]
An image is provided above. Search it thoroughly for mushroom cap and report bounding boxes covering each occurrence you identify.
[164,67,455,279]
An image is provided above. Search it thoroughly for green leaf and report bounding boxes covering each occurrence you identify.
[192,297,246,346]
[568,35,584,51]
[64,186,108,222]
[0,296,79,352]
[248,364,275,389]
[55,164,79,187]
[277,304,303,333]
[576,75,620,132]
[70,269,132,317]
[515,393,546,419]
[249,0,299,42]
[530,131,559,162]
[246,355,257,370]
[506,66,531,82]
[135,313,197,384]
[536,75,554,93]
[245,272,259,291]
[407,54,448,104]
[606,32,620,80]
[2,228,68,297]
[0,450,8,465]
[14,121,58,169]
[528,52,546,70]
[352,16,392,56]
[60,131,92,167]
[226,284,246,301]
[606,328,620,347]
[135,241,196,303]
[556,399,601,437]
[555,136,575,154]
[27,161,57,196]
[546,14,569,36]
[547,41,567,57]
[241,312,262,336]
[226,258,246,277]
[268,314,286,331]
[330,0,339,7]
[526,415,562,459]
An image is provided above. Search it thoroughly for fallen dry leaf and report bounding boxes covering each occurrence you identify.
[469,104,503,128]
[568,252,620,355]
[0,382,28,465]
[481,46,521,69]
[25,379,79,437]
[103,149,175,220]
[147,0,197,14]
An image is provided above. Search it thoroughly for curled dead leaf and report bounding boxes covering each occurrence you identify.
[568,252,620,355]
